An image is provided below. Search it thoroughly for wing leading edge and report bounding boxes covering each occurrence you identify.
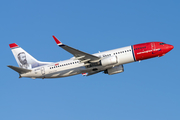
[52,36,100,62]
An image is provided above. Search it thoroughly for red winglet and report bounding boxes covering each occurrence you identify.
[82,73,87,76]
[52,35,61,45]
[9,43,18,48]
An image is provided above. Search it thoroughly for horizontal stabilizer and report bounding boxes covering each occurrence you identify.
[7,65,31,74]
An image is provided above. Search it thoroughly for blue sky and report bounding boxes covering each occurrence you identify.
[1,0,180,120]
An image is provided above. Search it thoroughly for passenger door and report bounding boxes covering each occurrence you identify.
[151,42,155,50]
[41,67,45,75]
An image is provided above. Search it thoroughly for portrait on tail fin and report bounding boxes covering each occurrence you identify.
[17,52,32,69]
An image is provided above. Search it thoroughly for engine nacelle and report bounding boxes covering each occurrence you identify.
[101,56,118,66]
[104,65,124,75]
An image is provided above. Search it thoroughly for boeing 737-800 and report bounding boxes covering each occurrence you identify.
[8,36,174,79]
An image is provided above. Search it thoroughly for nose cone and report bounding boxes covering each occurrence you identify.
[167,44,174,51]
[164,44,174,54]
[158,43,174,56]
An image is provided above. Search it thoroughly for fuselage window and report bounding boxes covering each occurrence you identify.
[160,43,166,45]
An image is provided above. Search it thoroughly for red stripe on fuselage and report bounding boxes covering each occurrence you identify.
[55,63,59,66]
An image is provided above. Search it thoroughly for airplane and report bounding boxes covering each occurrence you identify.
[8,36,174,79]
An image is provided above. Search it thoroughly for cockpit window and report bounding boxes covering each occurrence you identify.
[159,43,166,45]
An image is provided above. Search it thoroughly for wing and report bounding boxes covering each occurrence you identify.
[52,36,100,62]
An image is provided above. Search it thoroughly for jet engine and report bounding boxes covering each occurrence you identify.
[101,56,118,66]
[104,65,124,75]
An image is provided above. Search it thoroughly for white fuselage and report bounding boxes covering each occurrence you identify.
[21,45,135,78]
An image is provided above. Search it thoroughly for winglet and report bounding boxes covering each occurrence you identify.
[52,35,63,46]
[82,73,87,76]
[9,43,19,49]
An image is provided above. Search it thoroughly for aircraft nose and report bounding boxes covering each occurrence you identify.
[168,44,174,51]
[165,44,174,52]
